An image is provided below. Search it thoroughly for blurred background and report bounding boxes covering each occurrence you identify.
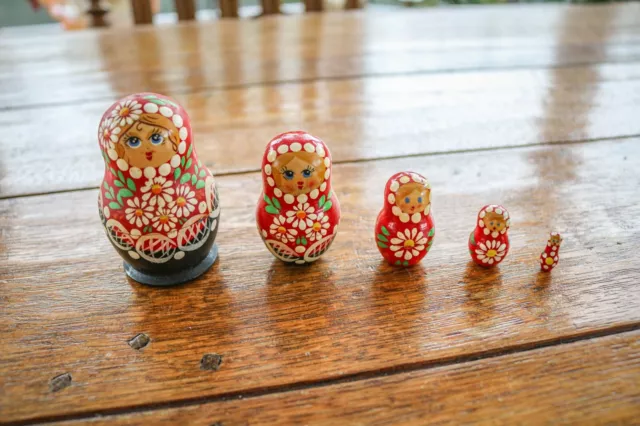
[0,0,624,29]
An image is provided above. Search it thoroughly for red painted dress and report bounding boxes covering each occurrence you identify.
[98,93,220,285]
[468,204,510,267]
[256,131,340,264]
[540,232,562,272]
[375,172,435,266]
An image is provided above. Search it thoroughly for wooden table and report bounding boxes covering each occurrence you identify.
[1,3,639,425]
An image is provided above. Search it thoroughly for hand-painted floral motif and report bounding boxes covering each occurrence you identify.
[256,131,340,264]
[468,204,510,268]
[98,93,220,285]
[375,171,435,266]
[540,232,562,272]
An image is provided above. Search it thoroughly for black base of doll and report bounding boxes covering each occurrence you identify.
[123,243,218,286]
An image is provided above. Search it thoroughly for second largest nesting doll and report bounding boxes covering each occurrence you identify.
[256,131,340,264]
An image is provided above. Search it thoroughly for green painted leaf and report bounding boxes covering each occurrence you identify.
[181,156,186,167]
[174,167,182,181]
[263,194,272,205]
[191,174,197,185]
[322,201,333,212]
[470,232,476,246]
[116,188,133,205]
[301,237,308,245]
[296,238,301,245]
[377,234,388,243]
[377,241,388,249]
[395,260,402,265]
[149,99,165,105]
[103,181,109,190]
[180,173,191,184]
[196,180,206,189]
[194,165,199,175]
[381,226,390,236]
[272,197,281,209]
[108,202,121,210]
[109,167,117,176]
[104,191,113,200]
[265,205,279,215]
[403,261,409,266]
[127,178,136,192]
[185,158,192,170]
[187,145,193,158]
[199,169,206,178]
[428,227,435,237]
[117,170,125,183]
[318,195,326,207]
[114,180,124,188]
[328,191,332,199]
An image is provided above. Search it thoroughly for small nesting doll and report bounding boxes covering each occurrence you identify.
[540,232,562,272]
[468,205,510,267]
[256,131,340,264]
[375,172,435,266]
[98,93,220,286]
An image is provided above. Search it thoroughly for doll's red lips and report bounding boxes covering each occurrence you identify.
[297,182,304,189]
[145,152,154,160]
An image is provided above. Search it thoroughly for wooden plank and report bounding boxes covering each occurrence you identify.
[2,62,640,198]
[1,4,640,109]
[1,138,639,423]
[52,331,640,425]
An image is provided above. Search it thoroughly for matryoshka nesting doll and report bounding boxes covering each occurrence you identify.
[468,205,510,268]
[375,172,435,266]
[97,93,220,286]
[256,131,340,264]
[540,232,562,272]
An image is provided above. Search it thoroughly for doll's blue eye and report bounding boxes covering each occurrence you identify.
[302,169,312,178]
[418,197,423,203]
[283,170,295,180]
[126,137,141,148]
[404,197,410,203]
[150,133,164,145]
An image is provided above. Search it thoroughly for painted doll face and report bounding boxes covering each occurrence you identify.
[482,212,507,233]
[550,234,562,245]
[395,183,429,214]
[116,114,178,169]
[272,152,326,196]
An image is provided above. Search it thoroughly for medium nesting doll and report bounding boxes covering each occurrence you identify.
[540,232,562,272]
[375,172,435,266]
[468,204,510,267]
[98,93,220,286]
[256,131,340,264]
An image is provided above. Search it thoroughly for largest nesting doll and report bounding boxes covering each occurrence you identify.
[256,131,340,264]
[97,93,220,286]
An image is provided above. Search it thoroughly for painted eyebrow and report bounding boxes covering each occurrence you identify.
[146,127,164,138]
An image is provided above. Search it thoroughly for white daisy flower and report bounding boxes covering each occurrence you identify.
[98,117,121,148]
[389,228,427,261]
[286,202,317,231]
[152,206,178,232]
[475,240,507,265]
[305,211,330,241]
[269,215,298,243]
[124,197,154,227]
[169,185,197,218]
[111,100,143,127]
[141,176,175,207]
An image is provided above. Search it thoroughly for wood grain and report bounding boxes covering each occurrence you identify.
[1,138,639,423]
[3,61,640,198]
[53,330,640,425]
[1,4,640,109]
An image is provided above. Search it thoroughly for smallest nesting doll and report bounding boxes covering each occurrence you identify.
[540,232,562,272]
[375,172,435,266]
[469,205,510,267]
